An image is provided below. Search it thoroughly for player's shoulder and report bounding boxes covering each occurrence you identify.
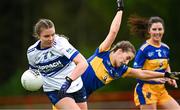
[161,42,170,49]
[54,34,69,42]
[53,34,69,46]
[27,40,39,54]
[139,42,150,51]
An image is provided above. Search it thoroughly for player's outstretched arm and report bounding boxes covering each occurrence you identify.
[126,68,180,80]
[99,0,124,52]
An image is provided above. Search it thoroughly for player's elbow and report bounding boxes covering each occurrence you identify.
[79,61,88,73]
[83,61,88,70]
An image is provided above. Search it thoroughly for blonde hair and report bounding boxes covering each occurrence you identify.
[33,19,55,38]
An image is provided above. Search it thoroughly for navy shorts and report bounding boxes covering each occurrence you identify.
[45,87,87,105]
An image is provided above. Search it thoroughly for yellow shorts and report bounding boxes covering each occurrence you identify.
[52,105,57,110]
[134,83,172,106]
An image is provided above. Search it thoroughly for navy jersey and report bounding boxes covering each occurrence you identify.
[82,48,132,97]
[133,41,170,84]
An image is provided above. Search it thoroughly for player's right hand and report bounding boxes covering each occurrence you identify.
[58,76,73,98]
[165,72,180,80]
[117,0,124,11]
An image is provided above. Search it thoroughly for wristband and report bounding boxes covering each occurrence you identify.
[65,76,73,83]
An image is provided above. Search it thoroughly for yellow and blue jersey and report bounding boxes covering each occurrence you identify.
[82,48,131,97]
[133,41,171,106]
[133,41,170,84]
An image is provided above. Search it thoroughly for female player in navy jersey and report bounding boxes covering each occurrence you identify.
[27,19,88,110]
[128,16,180,109]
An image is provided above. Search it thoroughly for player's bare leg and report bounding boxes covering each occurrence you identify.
[158,97,180,110]
[55,97,81,110]
[77,102,88,110]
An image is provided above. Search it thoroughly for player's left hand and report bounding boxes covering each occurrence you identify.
[164,72,180,80]
[117,0,124,11]
[58,76,73,97]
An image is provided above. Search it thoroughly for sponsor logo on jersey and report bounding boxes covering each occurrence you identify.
[156,49,162,57]
[37,60,64,72]
[66,48,74,54]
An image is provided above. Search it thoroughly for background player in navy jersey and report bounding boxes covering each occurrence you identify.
[27,19,88,110]
[128,16,180,109]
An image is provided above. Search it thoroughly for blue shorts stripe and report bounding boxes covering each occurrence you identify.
[136,83,146,105]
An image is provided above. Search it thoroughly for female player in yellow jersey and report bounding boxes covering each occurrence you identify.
[128,15,180,109]
[53,0,180,109]
[81,0,179,99]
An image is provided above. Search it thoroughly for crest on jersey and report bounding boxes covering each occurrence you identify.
[103,75,108,82]
[146,92,151,99]
[147,52,154,57]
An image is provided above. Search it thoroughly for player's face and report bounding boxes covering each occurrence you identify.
[114,49,134,67]
[148,22,164,43]
[39,27,55,48]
